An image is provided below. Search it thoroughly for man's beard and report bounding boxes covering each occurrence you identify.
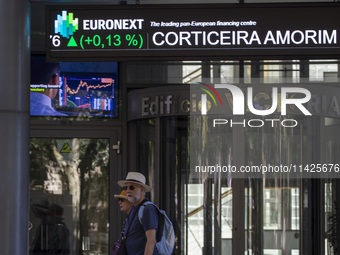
[128,192,141,204]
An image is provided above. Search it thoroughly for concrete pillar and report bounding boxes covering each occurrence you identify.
[0,0,30,254]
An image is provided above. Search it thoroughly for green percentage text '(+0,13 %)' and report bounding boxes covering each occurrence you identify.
[78,34,144,49]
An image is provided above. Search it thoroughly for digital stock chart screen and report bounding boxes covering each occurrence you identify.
[46,4,340,61]
[56,73,118,117]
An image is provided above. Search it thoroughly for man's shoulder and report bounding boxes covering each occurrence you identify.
[139,201,159,221]
[141,201,159,213]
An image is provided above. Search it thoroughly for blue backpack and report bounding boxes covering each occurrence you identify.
[138,201,175,255]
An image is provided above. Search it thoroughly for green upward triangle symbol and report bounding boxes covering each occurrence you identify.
[67,36,77,47]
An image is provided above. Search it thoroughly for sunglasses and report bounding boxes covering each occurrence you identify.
[118,198,125,202]
[122,185,138,191]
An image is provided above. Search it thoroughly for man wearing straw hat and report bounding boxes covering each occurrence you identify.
[117,172,158,255]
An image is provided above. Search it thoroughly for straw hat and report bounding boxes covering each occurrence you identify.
[114,190,128,200]
[117,172,152,192]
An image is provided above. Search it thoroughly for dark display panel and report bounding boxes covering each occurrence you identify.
[46,4,340,61]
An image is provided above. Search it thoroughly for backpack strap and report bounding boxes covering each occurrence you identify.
[138,201,157,225]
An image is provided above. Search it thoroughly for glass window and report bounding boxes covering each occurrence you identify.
[291,188,300,231]
[183,61,203,84]
[309,60,338,82]
[29,138,109,255]
[264,189,282,230]
[325,182,335,254]
[186,184,205,254]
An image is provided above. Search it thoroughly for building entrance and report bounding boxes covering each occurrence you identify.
[126,59,340,255]
[131,106,340,255]
[29,129,121,255]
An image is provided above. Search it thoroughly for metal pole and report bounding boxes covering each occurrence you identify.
[0,0,30,254]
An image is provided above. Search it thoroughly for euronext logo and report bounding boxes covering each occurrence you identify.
[54,10,79,39]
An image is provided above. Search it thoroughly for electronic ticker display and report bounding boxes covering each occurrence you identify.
[46,4,340,61]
